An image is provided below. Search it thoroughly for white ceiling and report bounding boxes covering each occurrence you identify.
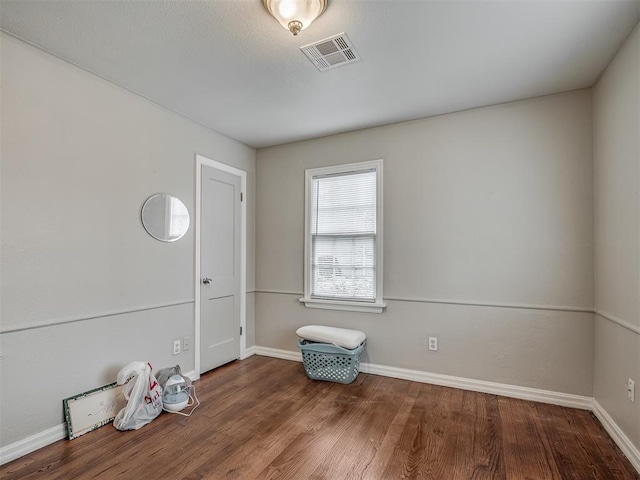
[1,1,639,148]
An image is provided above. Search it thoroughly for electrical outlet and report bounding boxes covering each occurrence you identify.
[628,379,635,403]
[183,336,191,351]
[428,337,438,351]
[173,340,181,355]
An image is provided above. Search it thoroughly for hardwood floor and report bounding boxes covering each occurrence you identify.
[1,356,637,479]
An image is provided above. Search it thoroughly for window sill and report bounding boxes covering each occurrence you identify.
[299,297,386,314]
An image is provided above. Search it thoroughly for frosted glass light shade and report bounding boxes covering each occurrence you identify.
[262,0,327,35]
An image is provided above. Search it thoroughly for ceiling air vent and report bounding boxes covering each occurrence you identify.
[301,33,361,72]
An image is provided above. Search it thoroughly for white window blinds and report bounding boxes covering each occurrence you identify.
[310,169,377,302]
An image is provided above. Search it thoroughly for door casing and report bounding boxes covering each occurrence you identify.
[195,154,247,378]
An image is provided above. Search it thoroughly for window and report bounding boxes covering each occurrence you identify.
[300,159,385,313]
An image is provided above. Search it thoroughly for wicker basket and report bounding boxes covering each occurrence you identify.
[297,339,365,384]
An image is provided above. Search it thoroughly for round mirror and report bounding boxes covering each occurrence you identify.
[141,193,190,242]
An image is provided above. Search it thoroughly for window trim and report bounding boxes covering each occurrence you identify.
[300,159,385,313]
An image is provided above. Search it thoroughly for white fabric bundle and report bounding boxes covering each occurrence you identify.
[296,325,366,350]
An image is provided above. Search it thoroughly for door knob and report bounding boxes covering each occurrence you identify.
[202,277,212,285]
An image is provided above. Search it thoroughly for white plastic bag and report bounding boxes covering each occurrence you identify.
[113,361,163,431]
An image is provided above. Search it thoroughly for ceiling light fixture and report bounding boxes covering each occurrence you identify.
[262,0,327,36]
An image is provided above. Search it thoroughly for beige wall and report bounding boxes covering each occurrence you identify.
[593,23,640,451]
[256,89,595,395]
[0,34,256,448]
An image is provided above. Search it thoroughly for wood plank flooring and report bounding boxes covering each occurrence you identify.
[1,356,637,479]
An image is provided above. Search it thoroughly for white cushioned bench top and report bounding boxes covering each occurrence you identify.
[296,325,366,350]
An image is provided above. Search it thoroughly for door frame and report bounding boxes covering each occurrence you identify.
[195,154,247,378]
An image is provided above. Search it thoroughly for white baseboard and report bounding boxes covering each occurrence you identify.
[592,400,640,473]
[253,346,591,409]
[0,423,66,466]
[361,362,592,410]
[254,345,302,362]
[243,346,256,358]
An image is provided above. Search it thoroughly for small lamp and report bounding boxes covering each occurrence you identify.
[262,0,327,36]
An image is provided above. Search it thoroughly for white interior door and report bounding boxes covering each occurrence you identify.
[200,164,241,373]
